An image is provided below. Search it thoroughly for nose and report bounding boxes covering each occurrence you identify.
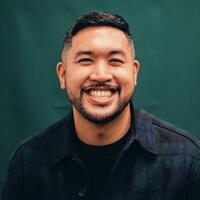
[89,61,113,82]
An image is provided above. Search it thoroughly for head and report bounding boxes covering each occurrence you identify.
[57,11,140,124]
[63,11,134,51]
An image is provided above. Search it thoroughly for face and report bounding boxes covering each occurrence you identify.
[57,26,139,124]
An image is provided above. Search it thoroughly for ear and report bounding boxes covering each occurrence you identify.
[56,62,66,89]
[133,59,140,86]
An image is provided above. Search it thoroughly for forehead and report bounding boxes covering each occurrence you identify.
[67,26,132,55]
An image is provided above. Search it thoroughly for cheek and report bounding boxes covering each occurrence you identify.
[113,68,135,86]
[65,67,90,88]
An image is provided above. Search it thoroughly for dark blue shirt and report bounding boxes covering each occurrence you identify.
[2,104,200,199]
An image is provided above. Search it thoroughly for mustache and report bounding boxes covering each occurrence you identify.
[81,83,120,93]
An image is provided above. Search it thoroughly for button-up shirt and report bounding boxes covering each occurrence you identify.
[2,104,200,199]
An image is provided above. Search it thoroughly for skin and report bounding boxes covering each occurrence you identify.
[57,26,140,146]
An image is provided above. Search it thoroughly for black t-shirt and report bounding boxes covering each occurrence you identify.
[75,129,131,199]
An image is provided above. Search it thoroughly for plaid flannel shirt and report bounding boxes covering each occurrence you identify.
[2,103,200,200]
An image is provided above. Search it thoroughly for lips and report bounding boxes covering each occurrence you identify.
[89,90,112,99]
[82,85,119,104]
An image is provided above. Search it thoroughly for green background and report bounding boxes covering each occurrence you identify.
[1,0,200,192]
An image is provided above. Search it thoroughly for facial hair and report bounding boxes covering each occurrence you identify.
[66,83,133,124]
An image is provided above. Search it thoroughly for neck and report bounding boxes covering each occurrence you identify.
[73,104,131,146]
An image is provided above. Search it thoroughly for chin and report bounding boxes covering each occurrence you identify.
[79,105,128,124]
[71,93,132,124]
[82,113,119,124]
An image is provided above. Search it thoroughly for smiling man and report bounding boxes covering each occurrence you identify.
[2,11,200,200]
[56,24,139,146]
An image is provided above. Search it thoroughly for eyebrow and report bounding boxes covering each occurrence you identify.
[109,50,126,57]
[74,51,93,60]
[74,49,126,60]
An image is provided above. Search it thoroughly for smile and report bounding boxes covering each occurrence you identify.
[89,90,112,99]
[83,87,118,105]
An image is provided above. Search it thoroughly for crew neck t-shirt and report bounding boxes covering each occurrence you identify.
[75,129,131,199]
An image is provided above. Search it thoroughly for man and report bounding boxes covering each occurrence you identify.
[2,11,200,200]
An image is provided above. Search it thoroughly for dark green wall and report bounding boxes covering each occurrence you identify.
[1,0,200,192]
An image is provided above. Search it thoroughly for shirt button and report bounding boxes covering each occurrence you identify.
[78,187,87,197]
[72,157,76,161]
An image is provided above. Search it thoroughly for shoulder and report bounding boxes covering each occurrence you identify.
[8,116,68,170]
[141,110,200,159]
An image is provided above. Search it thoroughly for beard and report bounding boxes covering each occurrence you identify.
[66,87,132,124]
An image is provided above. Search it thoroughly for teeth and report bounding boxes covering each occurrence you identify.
[89,90,112,98]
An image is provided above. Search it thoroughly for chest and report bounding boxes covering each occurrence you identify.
[23,151,191,200]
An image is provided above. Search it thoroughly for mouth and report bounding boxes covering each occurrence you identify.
[88,90,112,99]
[82,86,119,104]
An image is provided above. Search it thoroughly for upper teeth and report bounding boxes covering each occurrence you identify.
[89,90,112,97]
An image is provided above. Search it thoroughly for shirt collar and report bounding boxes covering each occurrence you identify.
[51,112,74,168]
[51,103,158,167]
[132,104,158,154]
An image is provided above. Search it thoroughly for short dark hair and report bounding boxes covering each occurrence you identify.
[63,11,133,49]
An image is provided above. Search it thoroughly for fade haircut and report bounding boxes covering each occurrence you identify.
[62,11,134,50]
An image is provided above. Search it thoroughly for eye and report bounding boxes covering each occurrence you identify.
[109,58,124,66]
[78,58,93,65]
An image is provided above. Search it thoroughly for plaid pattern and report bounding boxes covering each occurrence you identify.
[2,103,200,200]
